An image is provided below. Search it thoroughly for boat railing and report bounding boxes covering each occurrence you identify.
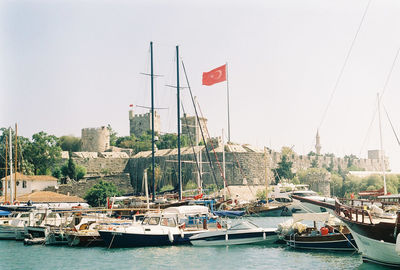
[335,201,373,225]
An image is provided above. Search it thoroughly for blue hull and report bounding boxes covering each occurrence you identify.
[99,230,195,248]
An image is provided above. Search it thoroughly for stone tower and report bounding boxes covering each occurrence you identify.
[315,130,321,155]
[129,109,161,137]
[81,126,110,152]
[181,114,208,145]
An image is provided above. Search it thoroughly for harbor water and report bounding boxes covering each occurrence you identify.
[0,217,388,270]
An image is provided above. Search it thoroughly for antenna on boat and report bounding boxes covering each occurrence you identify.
[377,93,387,195]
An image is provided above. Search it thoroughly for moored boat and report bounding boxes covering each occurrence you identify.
[278,212,357,251]
[189,219,278,246]
[335,200,400,267]
[99,205,215,248]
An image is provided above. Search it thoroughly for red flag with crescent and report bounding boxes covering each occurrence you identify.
[202,64,226,86]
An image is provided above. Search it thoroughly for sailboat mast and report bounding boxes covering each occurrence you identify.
[176,45,182,201]
[222,129,226,200]
[4,135,8,203]
[14,123,18,201]
[9,128,13,204]
[226,62,231,143]
[264,147,269,206]
[377,93,387,195]
[150,41,156,202]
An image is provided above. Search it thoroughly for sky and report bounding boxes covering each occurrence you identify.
[2,0,400,170]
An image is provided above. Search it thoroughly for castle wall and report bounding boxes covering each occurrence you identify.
[81,127,110,152]
[73,157,130,176]
[45,174,133,198]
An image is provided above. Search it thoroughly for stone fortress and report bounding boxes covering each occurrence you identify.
[129,108,160,137]
[55,108,390,197]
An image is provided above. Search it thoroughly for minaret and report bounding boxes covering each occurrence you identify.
[315,130,321,155]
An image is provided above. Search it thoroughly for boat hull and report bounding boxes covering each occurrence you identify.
[190,230,278,246]
[99,230,195,248]
[67,233,105,247]
[284,233,356,251]
[340,220,400,267]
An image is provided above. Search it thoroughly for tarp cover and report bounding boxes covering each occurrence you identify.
[293,212,331,223]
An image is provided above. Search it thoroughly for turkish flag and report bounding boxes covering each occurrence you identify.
[202,64,226,86]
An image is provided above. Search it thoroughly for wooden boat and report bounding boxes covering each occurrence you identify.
[335,199,400,267]
[278,212,357,251]
[189,219,278,246]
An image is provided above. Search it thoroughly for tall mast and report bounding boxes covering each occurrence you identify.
[222,129,226,200]
[177,45,182,201]
[377,93,387,195]
[4,135,8,203]
[14,123,18,201]
[226,62,231,143]
[264,147,269,206]
[9,128,13,204]
[150,41,156,202]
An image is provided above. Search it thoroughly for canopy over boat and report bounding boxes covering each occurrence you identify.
[292,212,331,223]
[163,205,209,216]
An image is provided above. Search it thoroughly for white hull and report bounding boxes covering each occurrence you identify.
[191,236,276,246]
[0,225,25,240]
[291,201,334,214]
[347,226,400,267]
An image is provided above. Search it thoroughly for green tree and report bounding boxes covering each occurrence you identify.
[107,124,118,147]
[310,158,318,168]
[25,131,62,175]
[61,154,86,181]
[84,180,121,207]
[0,128,34,178]
[76,166,87,180]
[59,136,81,152]
[273,154,294,183]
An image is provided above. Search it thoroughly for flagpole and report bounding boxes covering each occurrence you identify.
[226,62,231,143]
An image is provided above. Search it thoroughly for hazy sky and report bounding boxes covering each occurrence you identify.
[2,0,400,170]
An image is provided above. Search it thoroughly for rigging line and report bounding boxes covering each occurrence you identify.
[318,0,372,130]
[384,105,400,147]
[181,60,220,189]
[180,101,203,188]
[358,45,400,156]
[379,45,400,99]
[358,104,377,157]
[194,98,231,197]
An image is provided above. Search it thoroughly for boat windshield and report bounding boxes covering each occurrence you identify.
[160,217,176,227]
[229,220,258,230]
[293,191,317,197]
[142,217,160,225]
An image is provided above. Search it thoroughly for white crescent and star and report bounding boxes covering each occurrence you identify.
[210,70,222,79]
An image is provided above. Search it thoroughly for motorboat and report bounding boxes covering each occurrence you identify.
[278,212,357,251]
[189,219,278,246]
[99,205,215,248]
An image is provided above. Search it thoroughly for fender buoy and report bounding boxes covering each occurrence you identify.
[217,222,222,229]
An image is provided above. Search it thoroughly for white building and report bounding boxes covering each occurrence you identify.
[1,173,58,196]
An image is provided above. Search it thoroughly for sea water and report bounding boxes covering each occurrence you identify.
[0,217,388,270]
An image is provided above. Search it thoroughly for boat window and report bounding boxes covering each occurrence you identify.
[148,217,160,225]
[294,192,317,197]
[20,213,29,218]
[142,217,149,225]
[161,218,176,227]
[48,212,58,218]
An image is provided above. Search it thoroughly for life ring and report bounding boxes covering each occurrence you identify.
[4,201,10,205]
[13,201,20,206]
